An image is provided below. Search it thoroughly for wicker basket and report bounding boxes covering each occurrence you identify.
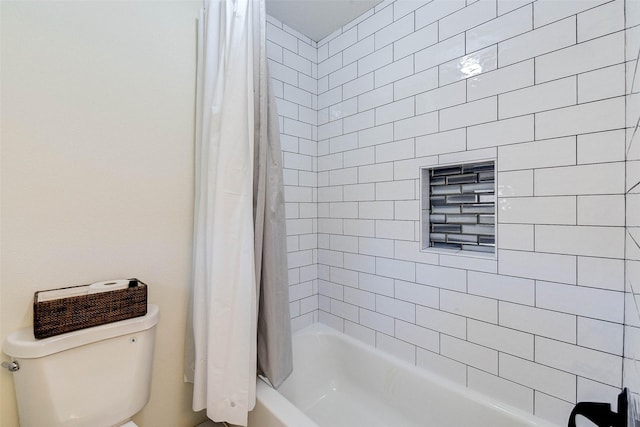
[33,279,147,339]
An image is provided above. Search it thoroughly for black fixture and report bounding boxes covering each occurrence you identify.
[568,388,628,427]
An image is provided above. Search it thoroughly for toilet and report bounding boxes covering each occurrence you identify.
[3,304,159,427]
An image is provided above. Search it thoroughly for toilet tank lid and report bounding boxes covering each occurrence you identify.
[3,304,159,359]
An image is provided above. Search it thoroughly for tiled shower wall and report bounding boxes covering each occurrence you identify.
[268,0,635,425]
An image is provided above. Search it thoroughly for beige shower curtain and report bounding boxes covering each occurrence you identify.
[185,0,292,425]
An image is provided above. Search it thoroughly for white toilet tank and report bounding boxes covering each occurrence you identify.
[3,304,159,427]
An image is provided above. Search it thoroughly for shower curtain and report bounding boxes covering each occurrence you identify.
[184,1,292,425]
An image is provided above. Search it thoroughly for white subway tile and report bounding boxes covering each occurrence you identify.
[359,123,394,148]
[344,253,376,273]
[375,55,414,88]
[577,195,625,226]
[375,13,415,50]
[376,180,415,200]
[536,280,624,323]
[318,52,343,79]
[394,240,440,265]
[394,156,438,180]
[283,50,312,76]
[499,353,576,402]
[535,336,622,387]
[439,0,497,41]
[344,148,375,168]
[497,170,533,197]
[577,130,626,165]
[343,219,375,238]
[329,63,358,90]
[534,162,625,196]
[376,294,415,322]
[467,114,533,150]
[343,74,374,100]
[498,17,576,67]
[535,32,624,84]
[319,280,344,300]
[498,196,576,224]
[298,40,317,62]
[497,223,534,251]
[395,280,438,307]
[416,128,466,157]
[358,84,394,112]
[344,287,376,310]
[375,138,415,164]
[343,183,375,202]
[376,332,416,364]
[439,44,497,85]
[468,271,535,305]
[534,392,575,425]
[358,45,393,77]
[499,76,576,119]
[499,301,576,343]
[468,319,533,359]
[359,308,394,334]
[344,110,375,134]
[396,319,439,351]
[394,22,438,60]
[394,68,439,100]
[329,201,358,219]
[394,0,431,20]
[358,4,393,40]
[498,249,576,284]
[375,97,414,125]
[440,96,497,131]
[578,256,624,292]
[415,0,466,30]
[498,136,576,170]
[359,162,394,183]
[267,23,298,52]
[344,320,376,346]
[416,81,467,114]
[578,317,623,355]
[376,220,415,240]
[417,348,467,386]
[441,290,498,323]
[438,254,497,274]
[577,377,621,409]
[415,33,465,73]
[359,272,395,296]
[468,59,534,101]
[416,263,467,291]
[358,201,394,219]
[578,64,625,104]
[344,36,375,66]
[328,27,357,57]
[329,133,358,154]
[330,299,359,322]
[288,251,313,270]
[359,237,394,257]
[468,368,534,413]
[284,118,312,139]
[534,0,610,28]
[441,335,499,374]
[394,112,439,140]
[416,305,466,338]
[318,86,342,109]
[319,311,344,331]
[376,257,416,281]
[395,200,419,221]
[466,4,532,52]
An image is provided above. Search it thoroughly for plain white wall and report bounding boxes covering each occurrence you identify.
[0,2,206,426]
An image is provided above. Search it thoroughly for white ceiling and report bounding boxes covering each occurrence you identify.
[266,0,383,42]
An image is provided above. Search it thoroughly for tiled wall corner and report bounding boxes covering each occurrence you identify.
[266,17,319,332]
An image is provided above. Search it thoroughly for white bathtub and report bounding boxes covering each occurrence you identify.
[248,323,560,427]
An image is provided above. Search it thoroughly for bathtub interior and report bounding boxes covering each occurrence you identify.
[273,324,558,427]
